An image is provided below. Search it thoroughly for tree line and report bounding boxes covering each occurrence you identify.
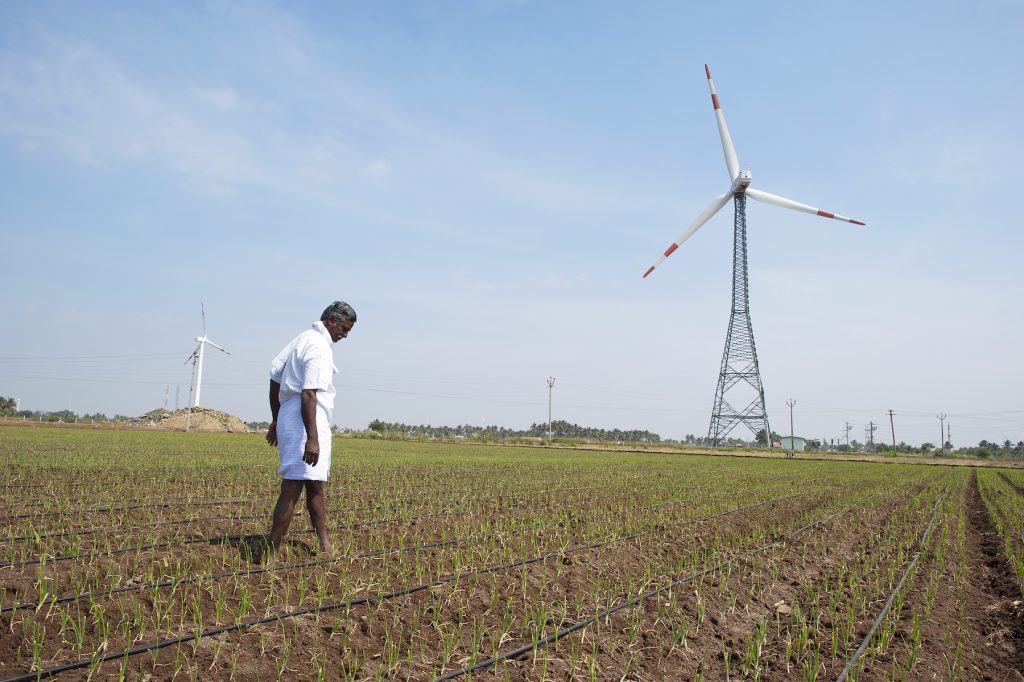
[3,397,1021,458]
[365,418,662,443]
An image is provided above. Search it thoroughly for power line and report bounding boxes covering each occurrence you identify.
[0,353,183,362]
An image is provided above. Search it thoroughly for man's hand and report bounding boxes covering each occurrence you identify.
[266,421,278,446]
[303,439,320,465]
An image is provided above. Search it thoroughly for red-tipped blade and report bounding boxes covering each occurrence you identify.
[705,65,739,182]
[746,188,866,225]
[643,192,732,278]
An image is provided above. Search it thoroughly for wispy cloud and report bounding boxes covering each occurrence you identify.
[191,87,246,112]
[1,38,262,192]
[361,159,392,179]
[0,5,673,232]
[885,121,1004,193]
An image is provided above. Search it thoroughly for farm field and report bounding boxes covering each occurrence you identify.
[1,427,1022,681]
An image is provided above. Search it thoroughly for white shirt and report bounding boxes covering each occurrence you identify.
[270,321,338,420]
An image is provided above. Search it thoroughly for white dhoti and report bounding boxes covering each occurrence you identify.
[277,397,332,481]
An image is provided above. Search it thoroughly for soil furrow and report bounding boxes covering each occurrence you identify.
[964,471,1024,680]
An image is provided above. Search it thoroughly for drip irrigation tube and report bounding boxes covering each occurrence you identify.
[0,488,812,613]
[3,513,282,543]
[0,534,247,571]
[0,491,814,681]
[0,480,620,519]
[0,498,252,521]
[1,534,468,616]
[1,478,822,569]
[0,480,676,538]
[0,477,729,540]
[434,507,851,680]
[834,493,945,682]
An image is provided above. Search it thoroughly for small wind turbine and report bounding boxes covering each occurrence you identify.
[185,303,229,409]
[643,65,865,445]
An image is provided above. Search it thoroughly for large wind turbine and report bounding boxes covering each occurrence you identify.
[644,65,865,445]
[185,304,229,409]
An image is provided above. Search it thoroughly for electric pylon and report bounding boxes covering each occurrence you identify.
[708,192,771,444]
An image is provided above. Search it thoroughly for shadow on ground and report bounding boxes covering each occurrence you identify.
[218,534,314,564]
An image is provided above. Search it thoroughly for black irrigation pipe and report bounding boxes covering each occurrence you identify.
[0,477,821,570]
[0,498,531,569]
[0,473,849,563]
[0,474,507,493]
[0,478,625,510]
[0,535,250,571]
[0,481,99,490]
[2,513,279,543]
[1,473,578,517]
[1,533,469,616]
[1,472,883,578]
[0,487,816,613]
[0,490,819,682]
[834,492,945,682]
[434,506,853,681]
[0,498,253,522]
[0,480,721,544]
[0,479,666,530]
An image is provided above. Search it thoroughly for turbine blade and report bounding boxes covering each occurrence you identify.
[184,344,201,364]
[746,188,866,225]
[201,302,207,336]
[205,339,230,355]
[643,192,732,278]
[705,64,740,182]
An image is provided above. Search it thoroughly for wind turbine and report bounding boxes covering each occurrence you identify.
[185,303,229,409]
[643,65,865,445]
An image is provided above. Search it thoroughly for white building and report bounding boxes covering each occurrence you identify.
[780,436,806,451]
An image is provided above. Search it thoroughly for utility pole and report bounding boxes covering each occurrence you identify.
[546,377,556,444]
[946,422,951,451]
[888,409,896,453]
[844,422,852,447]
[866,421,878,451]
[786,399,794,450]
[937,413,947,455]
[786,399,796,455]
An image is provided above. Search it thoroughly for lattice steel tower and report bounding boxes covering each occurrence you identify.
[642,65,865,447]
[707,192,770,444]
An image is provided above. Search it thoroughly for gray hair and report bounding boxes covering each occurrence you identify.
[321,300,357,324]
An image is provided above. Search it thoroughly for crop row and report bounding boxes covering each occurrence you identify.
[0,428,969,681]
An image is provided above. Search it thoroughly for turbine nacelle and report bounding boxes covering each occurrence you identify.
[732,170,752,193]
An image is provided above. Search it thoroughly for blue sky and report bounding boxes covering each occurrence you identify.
[2,1,1022,447]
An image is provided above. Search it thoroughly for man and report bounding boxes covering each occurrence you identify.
[265,301,356,554]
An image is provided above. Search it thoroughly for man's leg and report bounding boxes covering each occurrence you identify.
[304,480,331,554]
[269,479,304,550]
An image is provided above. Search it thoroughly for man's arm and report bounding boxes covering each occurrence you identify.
[266,380,282,446]
[300,388,320,465]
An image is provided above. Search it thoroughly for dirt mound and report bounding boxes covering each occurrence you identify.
[134,407,249,433]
